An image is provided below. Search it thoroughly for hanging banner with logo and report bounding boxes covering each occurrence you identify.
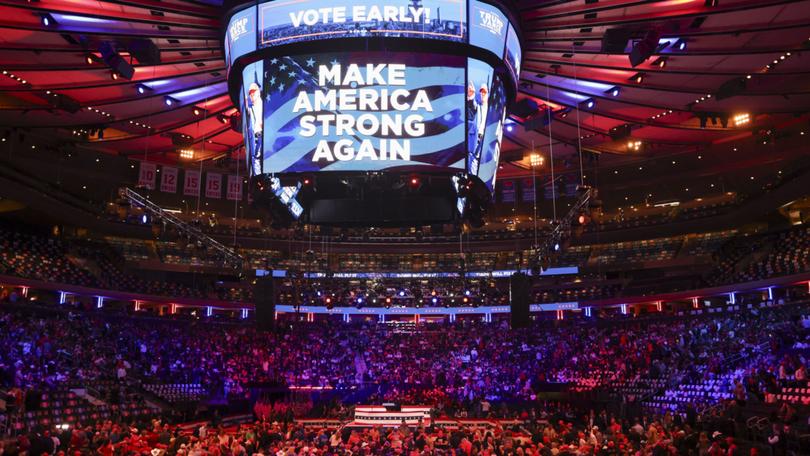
[160,166,178,193]
[138,162,157,189]
[184,169,201,197]
[226,175,243,201]
[206,172,222,199]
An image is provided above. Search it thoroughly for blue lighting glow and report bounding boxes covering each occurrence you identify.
[54,14,113,24]
[143,79,173,88]
[168,82,228,102]
[561,91,590,101]
[567,79,614,92]
[658,38,675,48]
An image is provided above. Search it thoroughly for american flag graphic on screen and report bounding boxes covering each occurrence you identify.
[261,52,466,174]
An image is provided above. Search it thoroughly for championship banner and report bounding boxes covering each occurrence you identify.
[138,162,157,189]
[160,166,178,193]
[205,172,222,199]
[521,177,534,202]
[183,169,201,197]
[226,174,243,200]
[500,179,515,203]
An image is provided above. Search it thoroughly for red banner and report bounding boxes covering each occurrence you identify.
[183,170,201,197]
[138,162,157,189]
[226,175,242,201]
[160,166,178,193]
[205,172,222,199]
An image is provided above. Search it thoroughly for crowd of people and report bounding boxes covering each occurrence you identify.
[1,296,809,450]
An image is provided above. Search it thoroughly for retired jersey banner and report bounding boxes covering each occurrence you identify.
[206,172,222,199]
[183,169,201,197]
[226,175,243,200]
[160,166,178,193]
[138,162,157,189]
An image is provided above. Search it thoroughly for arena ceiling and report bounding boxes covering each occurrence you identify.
[0,0,809,182]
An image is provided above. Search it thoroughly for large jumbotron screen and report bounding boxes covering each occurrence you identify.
[226,0,520,221]
[241,53,468,174]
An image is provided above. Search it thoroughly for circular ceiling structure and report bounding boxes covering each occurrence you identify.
[0,0,808,180]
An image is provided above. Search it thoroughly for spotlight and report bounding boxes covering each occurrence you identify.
[431,297,438,305]
[40,13,57,28]
[733,113,750,127]
[164,96,178,106]
[217,114,230,124]
[630,72,645,84]
[583,99,595,109]
[98,41,134,80]
[653,57,667,68]
[85,55,96,65]
[398,290,406,297]
[110,71,120,80]
[676,39,687,51]
[192,107,201,116]
[506,124,514,132]
[135,84,150,95]
[529,153,544,167]
[629,29,660,67]
[610,87,620,97]
[554,242,560,251]
[179,149,194,159]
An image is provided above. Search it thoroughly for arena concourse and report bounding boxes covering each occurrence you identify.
[2,0,810,455]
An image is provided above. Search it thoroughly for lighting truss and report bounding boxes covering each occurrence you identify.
[536,185,595,258]
[122,187,243,268]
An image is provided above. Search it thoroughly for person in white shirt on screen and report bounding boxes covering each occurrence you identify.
[247,82,263,175]
[466,82,479,169]
[473,83,490,163]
